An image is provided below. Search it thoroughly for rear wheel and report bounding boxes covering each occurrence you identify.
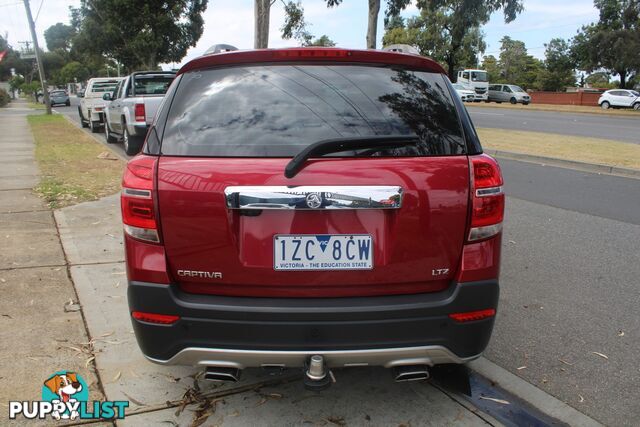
[601,101,610,110]
[123,125,144,156]
[78,106,89,128]
[65,100,70,106]
[633,102,640,110]
[510,97,517,104]
[105,121,118,144]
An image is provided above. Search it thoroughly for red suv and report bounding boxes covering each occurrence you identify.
[122,48,504,385]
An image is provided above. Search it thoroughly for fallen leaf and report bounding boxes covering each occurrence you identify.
[113,371,121,381]
[85,356,95,367]
[122,392,147,407]
[618,331,625,337]
[578,395,585,403]
[591,352,608,360]
[100,331,114,337]
[326,416,347,426]
[479,396,510,405]
[517,366,527,370]
[558,358,574,366]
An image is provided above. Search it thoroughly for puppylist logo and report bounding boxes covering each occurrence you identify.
[9,371,128,421]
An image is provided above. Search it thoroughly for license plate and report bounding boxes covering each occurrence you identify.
[274,234,373,271]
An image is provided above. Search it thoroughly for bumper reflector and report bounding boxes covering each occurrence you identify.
[132,311,179,325]
[449,308,496,323]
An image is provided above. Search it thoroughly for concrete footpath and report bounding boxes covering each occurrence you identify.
[0,102,105,424]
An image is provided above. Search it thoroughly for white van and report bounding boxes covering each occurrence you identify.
[456,69,489,101]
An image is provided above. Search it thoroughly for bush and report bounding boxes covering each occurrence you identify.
[0,88,10,107]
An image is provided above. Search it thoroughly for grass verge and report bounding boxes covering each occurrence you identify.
[477,128,640,170]
[28,114,124,208]
[468,102,640,117]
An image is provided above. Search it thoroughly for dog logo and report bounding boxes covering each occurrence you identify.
[42,371,88,420]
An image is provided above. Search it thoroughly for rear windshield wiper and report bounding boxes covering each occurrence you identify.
[284,135,421,178]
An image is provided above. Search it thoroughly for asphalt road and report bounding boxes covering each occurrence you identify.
[56,96,640,425]
[468,105,640,144]
[489,160,640,426]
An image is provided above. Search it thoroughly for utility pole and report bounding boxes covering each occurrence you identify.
[23,0,51,114]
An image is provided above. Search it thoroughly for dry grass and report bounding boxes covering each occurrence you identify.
[29,114,125,208]
[468,102,640,117]
[477,128,640,170]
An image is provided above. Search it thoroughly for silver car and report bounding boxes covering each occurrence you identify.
[49,90,70,107]
[488,84,531,105]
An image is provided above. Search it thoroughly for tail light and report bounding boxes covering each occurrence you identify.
[121,155,159,243]
[132,311,179,325]
[468,154,504,242]
[449,308,496,323]
[134,103,146,122]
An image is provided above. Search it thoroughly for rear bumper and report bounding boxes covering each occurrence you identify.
[128,280,499,368]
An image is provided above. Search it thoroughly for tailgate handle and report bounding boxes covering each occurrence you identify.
[224,186,403,210]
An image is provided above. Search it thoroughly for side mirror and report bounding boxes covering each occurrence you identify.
[102,93,112,101]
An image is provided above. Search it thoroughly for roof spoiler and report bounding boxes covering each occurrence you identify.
[381,44,420,55]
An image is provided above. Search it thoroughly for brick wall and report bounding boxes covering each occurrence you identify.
[528,91,602,106]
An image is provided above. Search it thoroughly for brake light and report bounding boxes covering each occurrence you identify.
[134,103,145,122]
[468,155,504,242]
[274,48,350,58]
[132,311,179,325]
[449,308,496,323]
[121,155,159,243]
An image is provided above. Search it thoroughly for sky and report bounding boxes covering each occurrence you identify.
[0,0,599,68]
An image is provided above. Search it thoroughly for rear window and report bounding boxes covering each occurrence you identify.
[161,65,465,157]
[133,75,174,95]
[90,81,120,94]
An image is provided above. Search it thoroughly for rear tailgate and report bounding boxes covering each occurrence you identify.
[154,61,472,298]
[157,156,469,297]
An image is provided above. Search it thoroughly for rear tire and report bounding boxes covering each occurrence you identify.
[123,126,144,156]
[510,97,517,104]
[90,119,100,133]
[633,102,640,110]
[601,101,610,110]
[78,106,89,128]
[65,101,70,107]
[105,121,118,144]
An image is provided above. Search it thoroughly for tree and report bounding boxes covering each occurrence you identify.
[481,55,502,83]
[571,0,640,89]
[44,23,75,53]
[496,36,542,90]
[306,35,336,47]
[537,38,575,91]
[72,0,208,71]
[383,0,523,80]
[58,61,90,84]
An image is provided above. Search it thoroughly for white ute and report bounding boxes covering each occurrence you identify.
[79,77,124,133]
[103,71,176,155]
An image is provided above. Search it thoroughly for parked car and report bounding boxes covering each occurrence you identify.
[488,84,531,105]
[78,77,124,133]
[456,69,489,101]
[123,48,504,388]
[598,89,640,110]
[77,88,85,98]
[103,71,176,155]
[452,83,476,102]
[49,90,70,107]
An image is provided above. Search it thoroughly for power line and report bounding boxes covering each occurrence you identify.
[33,0,43,22]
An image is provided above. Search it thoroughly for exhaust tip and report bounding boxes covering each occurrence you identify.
[204,366,241,382]
[392,365,430,382]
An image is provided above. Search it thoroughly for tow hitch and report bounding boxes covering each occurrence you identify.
[303,355,332,391]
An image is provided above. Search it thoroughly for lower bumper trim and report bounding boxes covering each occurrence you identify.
[144,345,479,369]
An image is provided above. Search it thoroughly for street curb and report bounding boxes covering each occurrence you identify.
[469,358,603,427]
[487,149,640,179]
[57,111,129,162]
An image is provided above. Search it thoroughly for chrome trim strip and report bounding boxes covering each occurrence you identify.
[122,188,152,199]
[224,186,403,210]
[475,186,502,197]
[144,345,478,369]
